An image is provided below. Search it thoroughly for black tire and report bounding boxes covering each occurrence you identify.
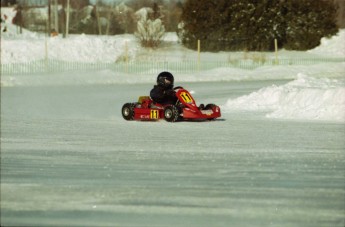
[173,86,183,90]
[164,105,180,122]
[205,104,216,110]
[205,104,216,120]
[122,103,136,120]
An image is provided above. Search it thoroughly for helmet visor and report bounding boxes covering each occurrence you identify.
[164,78,172,85]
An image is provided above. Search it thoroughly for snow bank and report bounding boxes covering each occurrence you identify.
[2,62,344,87]
[2,59,345,87]
[222,74,345,122]
[1,34,140,64]
[308,29,345,57]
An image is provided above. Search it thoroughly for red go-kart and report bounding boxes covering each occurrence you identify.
[121,86,221,122]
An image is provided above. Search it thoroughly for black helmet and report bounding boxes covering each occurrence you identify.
[157,71,174,89]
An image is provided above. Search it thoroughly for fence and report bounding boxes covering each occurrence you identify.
[1,57,344,75]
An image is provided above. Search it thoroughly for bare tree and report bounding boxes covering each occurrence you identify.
[135,7,165,48]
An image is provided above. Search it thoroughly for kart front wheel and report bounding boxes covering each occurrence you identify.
[122,103,136,120]
[164,105,179,122]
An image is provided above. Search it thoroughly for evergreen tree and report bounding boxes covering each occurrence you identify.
[181,0,287,51]
[180,0,338,51]
[242,0,286,50]
[284,0,338,50]
[181,0,226,51]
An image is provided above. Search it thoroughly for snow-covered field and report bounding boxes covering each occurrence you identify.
[1,7,345,226]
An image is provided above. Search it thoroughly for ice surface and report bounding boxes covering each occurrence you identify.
[1,82,345,226]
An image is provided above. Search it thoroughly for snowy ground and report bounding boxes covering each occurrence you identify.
[1,7,345,226]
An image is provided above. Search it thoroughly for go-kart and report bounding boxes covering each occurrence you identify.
[121,86,221,122]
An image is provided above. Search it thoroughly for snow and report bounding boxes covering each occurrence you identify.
[1,14,344,122]
[223,74,345,121]
[308,29,345,57]
[135,7,153,21]
[1,7,345,226]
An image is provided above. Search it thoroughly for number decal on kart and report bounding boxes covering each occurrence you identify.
[180,92,193,103]
[150,110,159,119]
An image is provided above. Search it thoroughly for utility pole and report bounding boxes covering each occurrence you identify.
[96,2,102,35]
[48,0,51,36]
[66,0,70,37]
[54,0,58,33]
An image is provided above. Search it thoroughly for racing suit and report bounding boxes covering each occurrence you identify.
[150,85,178,105]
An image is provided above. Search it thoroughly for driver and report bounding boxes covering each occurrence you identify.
[150,71,178,105]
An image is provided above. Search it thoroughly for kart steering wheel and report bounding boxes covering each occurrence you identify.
[173,86,183,90]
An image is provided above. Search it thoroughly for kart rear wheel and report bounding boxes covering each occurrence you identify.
[122,103,136,120]
[205,104,216,120]
[205,104,216,110]
[164,105,179,122]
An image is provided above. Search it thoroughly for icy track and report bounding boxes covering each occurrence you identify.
[1,77,344,226]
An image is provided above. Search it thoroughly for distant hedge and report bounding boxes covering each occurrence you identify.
[180,0,338,51]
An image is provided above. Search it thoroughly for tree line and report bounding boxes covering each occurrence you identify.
[5,0,341,51]
[180,0,338,51]
[7,0,182,35]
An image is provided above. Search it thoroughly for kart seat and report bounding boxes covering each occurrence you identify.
[137,96,152,108]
